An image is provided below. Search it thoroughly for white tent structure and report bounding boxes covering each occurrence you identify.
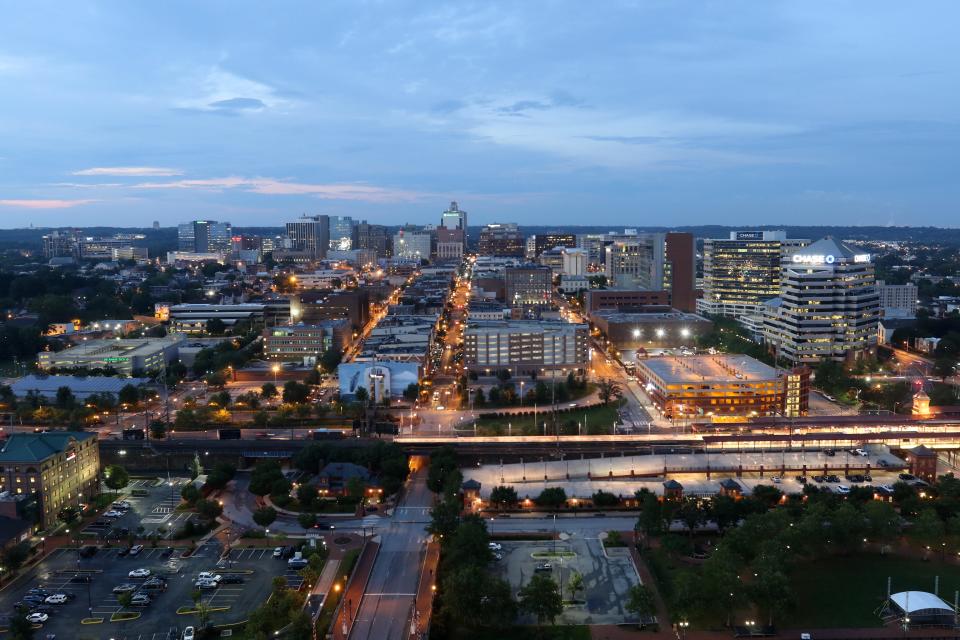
[889,591,955,626]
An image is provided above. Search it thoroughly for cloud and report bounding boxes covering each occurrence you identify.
[176,67,286,115]
[0,199,96,209]
[131,176,426,203]
[208,97,266,112]
[72,166,183,177]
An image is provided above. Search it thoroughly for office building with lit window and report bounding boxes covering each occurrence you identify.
[505,265,553,306]
[464,320,589,375]
[0,432,100,530]
[178,220,232,254]
[698,231,809,319]
[37,336,185,375]
[329,216,355,251]
[591,308,712,351]
[478,223,524,257]
[636,355,810,421]
[264,321,350,364]
[285,215,330,259]
[762,237,880,364]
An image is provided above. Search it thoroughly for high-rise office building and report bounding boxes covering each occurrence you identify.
[604,235,663,290]
[178,220,232,254]
[664,232,696,312]
[329,216,354,251]
[42,230,79,259]
[354,221,390,258]
[531,233,577,257]
[560,248,588,276]
[393,227,433,261]
[762,237,879,364]
[478,223,524,257]
[441,201,467,231]
[698,231,809,319]
[285,215,329,259]
[436,227,464,260]
[576,234,607,265]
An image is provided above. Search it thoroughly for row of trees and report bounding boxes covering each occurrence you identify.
[643,475,960,628]
[292,441,409,496]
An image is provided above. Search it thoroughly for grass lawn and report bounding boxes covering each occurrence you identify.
[448,626,591,640]
[790,554,960,628]
[473,401,622,436]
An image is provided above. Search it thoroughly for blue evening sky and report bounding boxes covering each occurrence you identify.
[0,1,958,228]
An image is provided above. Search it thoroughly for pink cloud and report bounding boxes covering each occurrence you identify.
[73,166,183,177]
[132,176,426,203]
[0,199,97,209]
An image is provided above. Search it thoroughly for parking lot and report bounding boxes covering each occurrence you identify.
[490,536,641,625]
[85,477,196,541]
[0,541,299,639]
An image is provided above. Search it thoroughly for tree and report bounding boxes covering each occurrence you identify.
[428,500,461,539]
[320,347,342,373]
[625,583,656,620]
[403,382,420,401]
[1,542,30,573]
[181,484,201,506]
[205,317,227,335]
[518,573,563,627]
[750,554,793,625]
[117,590,133,610]
[282,380,310,404]
[534,487,567,510]
[149,419,166,439]
[104,464,130,494]
[597,378,623,405]
[913,508,946,548]
[195,499,223,520]
[592,490,619,507]
[489,485,519,508]
[55,386,76,410]
[261,382,278,399]
[864,500,900,544]
[354,386,369,404]
[8,604,35,640]
[118,384,140,406]
[441,565,516,630]
[298,512,316,531]
[205,462,237,491]
[253,507,277,527]
[567,571,584,602]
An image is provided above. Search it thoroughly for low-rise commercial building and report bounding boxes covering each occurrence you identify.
[504,265,552,307]
[591,308,713,351]
[585,289,671,314]
[338,360,421,402]
[37,336,185,375]
[0,432,100,530]
[10,375,152,401]
[264,320,351,364]
[636,355,810,421]
[167,300,291,333]
[464,320,589,375]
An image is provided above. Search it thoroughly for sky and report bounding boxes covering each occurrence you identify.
[0,1,959,228]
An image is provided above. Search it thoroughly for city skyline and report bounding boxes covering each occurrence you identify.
[1,2,959,227]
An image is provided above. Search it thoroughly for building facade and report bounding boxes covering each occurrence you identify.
[762,237,880,364]
[178,220,232,254]
[636,355,810,421]
[393,228,433,261]
[354,221,391,258]
[591,309,713,351]
[264,321,351,364]
[0,432,100,530]
[37,337,185,375]
[329,216,354,251]
[478,223,524,257]
[285,215,330,260]
[698,231,809,318]
[877,280,918,319]
[504,265,553,306]
[464,321,589,374]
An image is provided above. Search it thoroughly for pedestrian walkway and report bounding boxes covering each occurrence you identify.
[409,539,440,639]
[332,539,380,640]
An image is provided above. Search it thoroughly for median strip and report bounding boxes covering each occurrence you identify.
[81,617,105,624]
[176,605,231,615]
[110,612,141,622]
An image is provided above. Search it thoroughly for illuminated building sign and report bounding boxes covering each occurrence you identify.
[104,356,129,363]
[791,253,871,265]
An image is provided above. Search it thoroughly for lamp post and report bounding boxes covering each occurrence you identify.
[679,620,689,640]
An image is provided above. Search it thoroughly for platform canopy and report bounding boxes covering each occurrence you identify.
[890,591,954,615]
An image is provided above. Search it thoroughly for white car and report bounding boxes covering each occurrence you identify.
[113,500,131,509]
[129,544,144,556]
[183,627,195,640]
[854,448,868,457]
[488,542,502,551]
[197,572,221,581]
[25,612,48,624]
[836,485,851,494]
[273,547,283,558]
[44,594,68,604]
[128,568,151,578]
[195,579,219,590]
[103,510,123,518]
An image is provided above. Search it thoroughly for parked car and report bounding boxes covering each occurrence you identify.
[22,596,45,605]
[854,448,868,457]
[69,575,93,584]
[812,475,825,483]
[273,547,283,558]
[899,473,916,481]
[827,475,841,483]
[44,595,68,605]
[823,449,836,457]
[197,572,221,582]
[487,542,502,551]
[129,544,144,556]
[183,626,195,640]
[130,594,151,607]
[878,459,890,467]
[795,476,807,484]
[195,580,219,590]
[25,612,48,624]
[836,486,851,494]
[771,475,782,484]
[534,562,553,572]
[112,584,137,594]
[128,568,151,578]
[103,510,123,518]
[117,548,129,557]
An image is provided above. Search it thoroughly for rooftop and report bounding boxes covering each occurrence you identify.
[10,375,151,396]
[639,355,779,385]
[591,309,709,323]
[0,432,96,462]
[45,336,184,358]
